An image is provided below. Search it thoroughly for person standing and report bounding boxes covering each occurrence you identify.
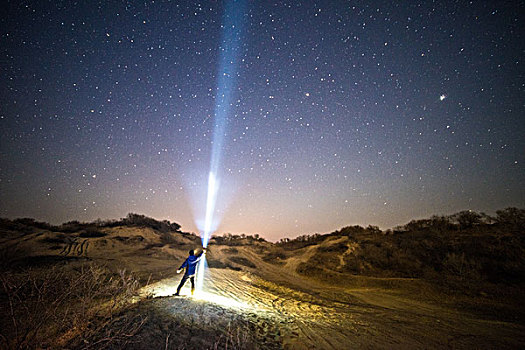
[174,248,206,296]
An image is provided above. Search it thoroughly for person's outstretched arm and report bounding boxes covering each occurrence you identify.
[177,258,188,273]
[195,248,207,261]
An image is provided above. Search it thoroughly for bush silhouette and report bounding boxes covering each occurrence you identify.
[495,207,525,229]
[117,213,181,233]
[291,209,524,286]
[451,210,483,229]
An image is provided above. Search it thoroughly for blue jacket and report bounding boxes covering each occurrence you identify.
[179,252,203,276]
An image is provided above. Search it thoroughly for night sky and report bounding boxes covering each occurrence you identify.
[1,1,524,241]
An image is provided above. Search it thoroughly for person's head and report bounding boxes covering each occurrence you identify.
[189,250,194,256]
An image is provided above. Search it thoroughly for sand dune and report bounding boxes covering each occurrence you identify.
[1,214,524,348]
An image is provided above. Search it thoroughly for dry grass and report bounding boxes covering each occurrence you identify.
[210,322,253,350]
[0,263,146,349]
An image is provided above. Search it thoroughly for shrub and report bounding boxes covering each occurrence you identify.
[262,249,287,263]
[12,218,57,231]
[495,207,525,229]
[207,259,228,269]
[121,213,181,233]
[251,233,267,242]
[442,252,481,280]
[212,233,246,246]
[0,218,35,234]
[78,227,107,238]
[160,232,177,245]
[58,220,85,233]
[404,219,433,232]
[450,210,483,229]
[337,225,367,237]
[317,242,348,254]
[228,256,256,268]
[366,225,382,234]
[276,233,324,250]
[429,215,455,232]
[39,233,67,244]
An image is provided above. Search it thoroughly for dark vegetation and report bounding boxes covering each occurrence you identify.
[291,208,524,287]
[277,233,325,249]
[0,264,144,349]
[0,213,184,239]
[211,233,266,245]
[262,249,287,264]
[3,209,521,285]
[1,209,523,284]
[78,227,108,238]
[111,213,182,233]
[207,259,242,271]
[286,208,525,323]
[223,247,239,254]
[229,256,257,269]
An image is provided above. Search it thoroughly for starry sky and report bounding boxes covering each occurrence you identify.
[1,1,524,241]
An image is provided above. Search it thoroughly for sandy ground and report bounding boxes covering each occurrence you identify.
[141,265,525,349]
[2,227,523,349]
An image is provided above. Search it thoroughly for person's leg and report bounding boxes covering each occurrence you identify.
[190,276,195,295]
[176,274,189,295]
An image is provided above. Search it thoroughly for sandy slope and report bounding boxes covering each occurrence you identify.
[3,226,523,349]
[142,264,524,349]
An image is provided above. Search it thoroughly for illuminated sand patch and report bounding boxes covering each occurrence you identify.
[193,291,251,309]
[140,279,254,310]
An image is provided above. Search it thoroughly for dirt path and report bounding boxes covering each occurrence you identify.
[141,267,524,349]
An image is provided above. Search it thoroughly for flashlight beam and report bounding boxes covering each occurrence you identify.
[202,172,218,247]
[195,255,207,293]
[199,0,247,248]
[195,0,248,295]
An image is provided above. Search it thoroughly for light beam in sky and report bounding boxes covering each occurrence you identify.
[202,172,218,247]
[196,0,248,294]
[199,0,247,246]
